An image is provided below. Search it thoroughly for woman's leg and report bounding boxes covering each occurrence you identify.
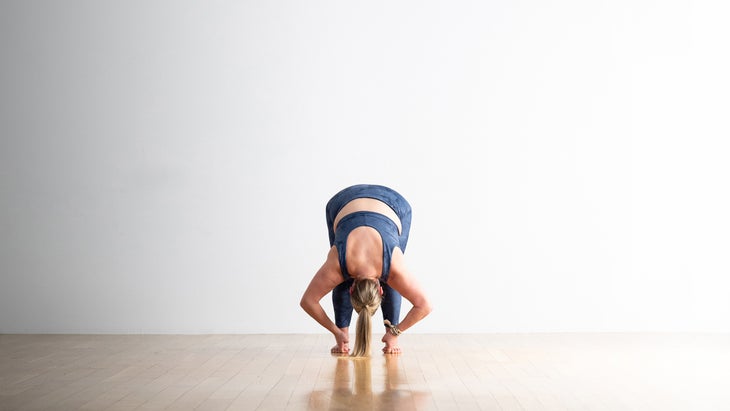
[380,283,402,354]
[332,279,354,328]
[381,187,410,353]
[331,279,354,353]
[326,198,339,247]
[392,191,412,252]
[327,189,353,328]
[327,190,353,353]
[380,283,402,326]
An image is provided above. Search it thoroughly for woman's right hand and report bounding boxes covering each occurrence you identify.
[331,328,350,354]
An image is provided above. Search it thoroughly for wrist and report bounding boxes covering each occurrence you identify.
[384,320,402,336]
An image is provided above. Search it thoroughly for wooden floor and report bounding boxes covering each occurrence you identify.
[1,333,729,410]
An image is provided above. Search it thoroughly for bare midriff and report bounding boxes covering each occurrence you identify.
[333,198,402,235]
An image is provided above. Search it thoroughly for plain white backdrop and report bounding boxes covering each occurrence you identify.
[1,1,729,333]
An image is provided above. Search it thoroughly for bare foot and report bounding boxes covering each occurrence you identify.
[381,331,402,355]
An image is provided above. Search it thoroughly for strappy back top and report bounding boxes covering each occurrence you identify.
[333,211,401,282]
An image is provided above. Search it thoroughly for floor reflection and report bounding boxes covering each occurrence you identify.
[309,355,431,410]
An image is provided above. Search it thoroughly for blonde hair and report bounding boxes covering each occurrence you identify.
[350,279,382,357]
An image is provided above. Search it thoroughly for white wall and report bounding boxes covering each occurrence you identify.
[1,0,729,334]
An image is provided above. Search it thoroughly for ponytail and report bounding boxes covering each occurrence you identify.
[349,279,382,357]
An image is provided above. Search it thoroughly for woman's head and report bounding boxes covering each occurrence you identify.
[349,278,383,357]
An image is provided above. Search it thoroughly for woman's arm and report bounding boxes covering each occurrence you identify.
[386,250,432,333]
[300,247,344,336]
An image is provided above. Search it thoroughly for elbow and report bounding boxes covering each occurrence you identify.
[300,296,313,313]
[421,299,433,316]
[425,302,433,316]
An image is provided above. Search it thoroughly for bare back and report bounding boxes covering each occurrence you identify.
[332,198,403,280]
[332,198,403,235]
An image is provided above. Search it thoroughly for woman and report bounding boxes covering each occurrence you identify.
[300,184,432,356]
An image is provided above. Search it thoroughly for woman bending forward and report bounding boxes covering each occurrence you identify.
[300,184,432,356]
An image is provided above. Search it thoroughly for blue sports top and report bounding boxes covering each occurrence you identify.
[333,211,401,282]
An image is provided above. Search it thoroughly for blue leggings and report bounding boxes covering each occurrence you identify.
[325,185,412,328]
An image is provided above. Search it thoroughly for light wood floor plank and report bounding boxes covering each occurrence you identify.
[2,333,730,410]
